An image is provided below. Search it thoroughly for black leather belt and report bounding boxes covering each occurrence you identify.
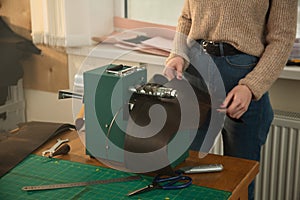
[197,40,242,56]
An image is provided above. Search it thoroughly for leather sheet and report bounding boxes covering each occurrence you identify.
[124,76,211,175]
[0,121,75,177]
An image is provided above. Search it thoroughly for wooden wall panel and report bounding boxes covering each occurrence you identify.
[0,0,32,40]
[0,0,69,92]
[22,45,69,93]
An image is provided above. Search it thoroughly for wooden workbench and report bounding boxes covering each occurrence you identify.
[33,130,259,200]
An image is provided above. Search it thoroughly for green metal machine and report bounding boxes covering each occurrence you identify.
[83,64,189,172]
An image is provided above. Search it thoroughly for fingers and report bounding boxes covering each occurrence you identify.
[164,66,183,80]
[220,92,234,109]
[163,67,176,80]
[227,98,246,119]
[218,85,252,119]
[176,67,183,80]
[164,56,184,80]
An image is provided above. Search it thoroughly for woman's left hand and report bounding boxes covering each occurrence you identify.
[218,85,253,119]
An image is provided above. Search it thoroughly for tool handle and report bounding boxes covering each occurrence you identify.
[180,164,223,174]
[75,105,85,130]
[50,144,71,158]
[58,90,83,100]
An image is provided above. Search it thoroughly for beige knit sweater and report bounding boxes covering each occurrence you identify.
[166,0,297,100]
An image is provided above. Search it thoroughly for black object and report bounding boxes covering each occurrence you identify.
[127,171,192,196]
[197,39,242,56]
[0,17,41,106]
[286,60,300,66]
[0,122,75,177]
[50,144,71,158]
[106,64,125,71]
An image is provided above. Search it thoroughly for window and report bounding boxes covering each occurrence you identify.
[124,0,300,37]
[125,0,184,26]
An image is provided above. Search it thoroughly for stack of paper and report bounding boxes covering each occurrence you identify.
[112,34,173,57]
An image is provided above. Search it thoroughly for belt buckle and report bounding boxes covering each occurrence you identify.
[202,40,216,48]
[202,40,216,47]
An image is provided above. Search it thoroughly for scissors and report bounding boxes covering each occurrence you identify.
[127,171,192,196]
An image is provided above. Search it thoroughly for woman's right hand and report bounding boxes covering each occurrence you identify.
[164,56,185,80]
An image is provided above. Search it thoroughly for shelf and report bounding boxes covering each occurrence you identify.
[280,66,300,81]
[67,45,300,81]
[67,44,166,66]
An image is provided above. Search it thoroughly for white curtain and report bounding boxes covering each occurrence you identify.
[297,3,300,38]
[30,0,114,47]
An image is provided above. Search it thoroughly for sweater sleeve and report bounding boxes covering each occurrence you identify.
[165,0,192,67]
[239,0,297,100]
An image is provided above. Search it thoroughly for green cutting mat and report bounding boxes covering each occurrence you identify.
[0,155,231,200]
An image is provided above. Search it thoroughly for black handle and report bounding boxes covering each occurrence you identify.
[50,144,71,158]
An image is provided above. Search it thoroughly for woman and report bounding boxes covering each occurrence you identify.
[164,1,297,199]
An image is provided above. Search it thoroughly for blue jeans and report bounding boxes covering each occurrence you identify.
[186,49,274,200]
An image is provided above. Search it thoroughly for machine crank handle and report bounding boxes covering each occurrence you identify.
[58,90,83,100]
